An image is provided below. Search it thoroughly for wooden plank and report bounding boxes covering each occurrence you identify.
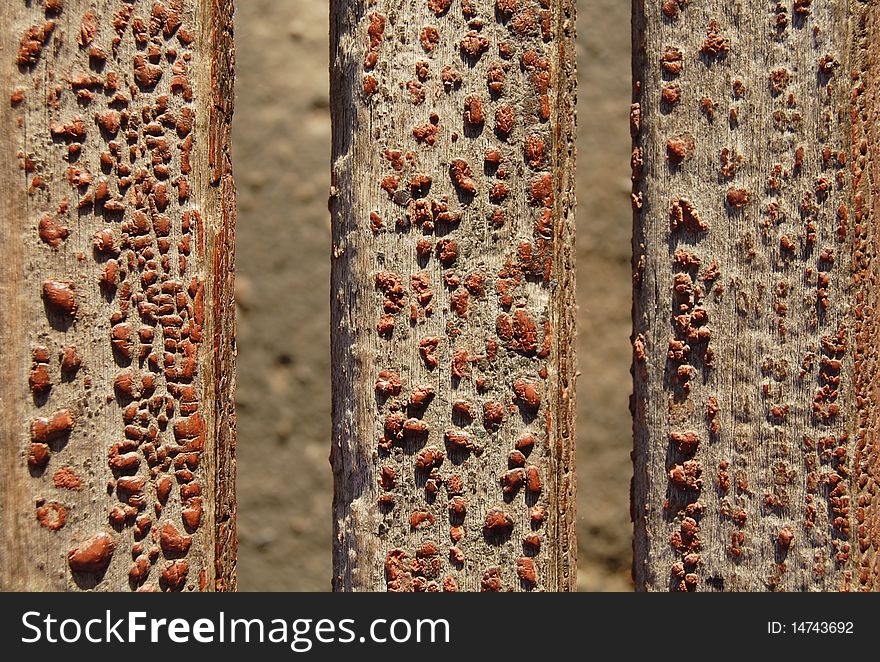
[632,0,879,591]
[0,0,235,591]
[330,0,577,592]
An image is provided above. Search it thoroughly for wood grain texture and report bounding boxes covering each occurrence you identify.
[330,0,576,592]
[632,0,879,591]
[851,0,880,591]
[0,0,235,591]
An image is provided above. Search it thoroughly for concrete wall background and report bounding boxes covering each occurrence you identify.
[233,0,632,591]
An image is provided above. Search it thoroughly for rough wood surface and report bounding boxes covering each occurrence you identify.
[0,0,236,591]
[330,0,576,592]
[632,0,880,591]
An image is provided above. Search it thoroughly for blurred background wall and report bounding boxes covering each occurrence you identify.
[233,0,632,591]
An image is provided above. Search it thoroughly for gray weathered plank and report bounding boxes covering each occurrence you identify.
[330,0,577,592]
[632,0,880,591]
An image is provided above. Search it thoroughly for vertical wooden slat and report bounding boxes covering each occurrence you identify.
[0,0,235,592]
[633,0,879,592]
[330,0,577,592]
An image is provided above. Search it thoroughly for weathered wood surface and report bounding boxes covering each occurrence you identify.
[0,0,236,591]
[330,0,576,592]
[632,0,880,591]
